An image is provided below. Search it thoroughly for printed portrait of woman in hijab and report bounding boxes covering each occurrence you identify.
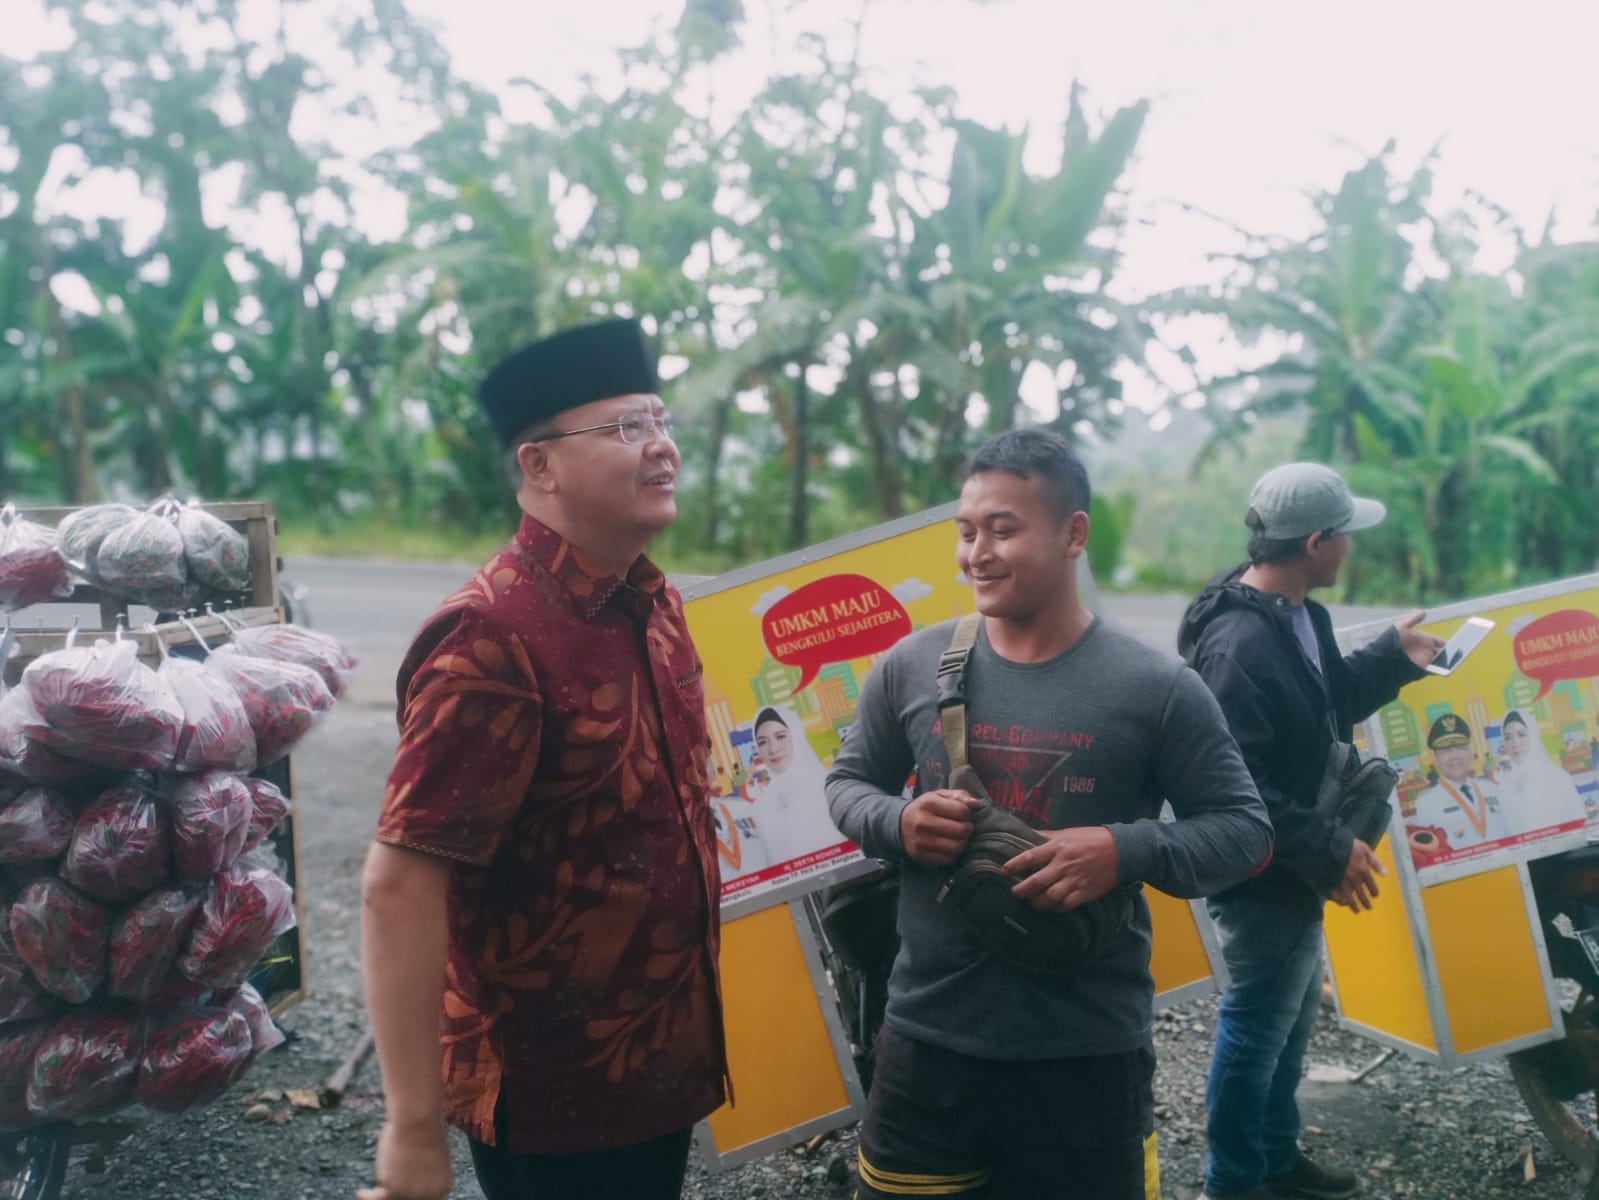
[749,704,846,866]
[1496,707,1590,836]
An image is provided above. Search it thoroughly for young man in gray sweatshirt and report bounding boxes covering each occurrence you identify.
[826,429,1274,1200]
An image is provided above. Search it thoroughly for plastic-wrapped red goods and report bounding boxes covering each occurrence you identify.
[204,648,332,767]
[108,886,201,1003]
[92,505,192,611]
[0,689,122,790]
[26,1010,142,1122]
[227,624,358,699]
[21,639,184,770]
[175,503,251,594]
[9,877,110,1003]
[160,655,256,774]
[167,771,251,880]
[62,779,170,904]
[0,784,75,864]
[179,864,295,991]
[0,505,72,610]
[218,981,284,1058]
[55,503,138,586]
[240,777,290,852]
[0,1022,47,1130]
[0,922,54,1027]
[135,1007,251,1112]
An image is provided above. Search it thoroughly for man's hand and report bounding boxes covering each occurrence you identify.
[1329,839,1386,912]
[1004,826,1119,912]
[1395,610,1447,669]
[899,789,980,864]
[356,1117,452,1200]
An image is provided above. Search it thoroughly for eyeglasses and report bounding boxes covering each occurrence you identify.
[533,410,676,446]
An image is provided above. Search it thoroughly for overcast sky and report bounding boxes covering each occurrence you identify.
[403,0,1599,290]
[13,0,1599,414]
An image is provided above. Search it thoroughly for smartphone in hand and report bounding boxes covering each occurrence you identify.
[1423,615,1495,676]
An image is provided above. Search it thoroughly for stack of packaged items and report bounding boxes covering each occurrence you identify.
[0,498,253,614]
[0,616,355,1128]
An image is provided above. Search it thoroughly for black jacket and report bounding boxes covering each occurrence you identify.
[1178,565,1425,917]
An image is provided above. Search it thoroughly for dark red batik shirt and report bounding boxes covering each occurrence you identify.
[377,513,726,1153]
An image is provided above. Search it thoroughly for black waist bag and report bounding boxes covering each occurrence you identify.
[933,619,1136,978]
[1316,741,1398,850]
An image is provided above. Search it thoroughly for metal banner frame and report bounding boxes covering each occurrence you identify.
[1327,574,1599,1065]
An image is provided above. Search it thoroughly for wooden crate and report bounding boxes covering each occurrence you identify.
[13,500,282,634]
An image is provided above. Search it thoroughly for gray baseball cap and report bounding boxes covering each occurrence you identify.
[1245,462,1386,540]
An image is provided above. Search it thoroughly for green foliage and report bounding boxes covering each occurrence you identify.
[1154,147,1599,604]
[0,0,1150,571]
[4,2,1597,609]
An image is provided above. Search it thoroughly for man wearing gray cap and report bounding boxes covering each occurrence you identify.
[359,317,726,1200]
[1178,463,1443,1200]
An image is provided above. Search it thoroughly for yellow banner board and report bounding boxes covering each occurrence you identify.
[684,506,977,909]
[1352,579,1599,885]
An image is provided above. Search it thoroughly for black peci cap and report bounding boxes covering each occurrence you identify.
[477,317,658,449]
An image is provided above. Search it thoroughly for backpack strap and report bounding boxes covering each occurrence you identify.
[937,613,984,772]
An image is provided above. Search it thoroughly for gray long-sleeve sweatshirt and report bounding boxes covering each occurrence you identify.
[826,615,1272,1059]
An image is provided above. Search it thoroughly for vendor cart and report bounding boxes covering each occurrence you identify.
[1327,574,1599,1181]
[0,501,311,1200]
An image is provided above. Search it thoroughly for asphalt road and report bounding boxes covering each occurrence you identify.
[281,553,1412,713]
[281,557,476,710]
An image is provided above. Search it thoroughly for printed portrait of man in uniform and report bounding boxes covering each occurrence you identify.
[1406,712,1506,867]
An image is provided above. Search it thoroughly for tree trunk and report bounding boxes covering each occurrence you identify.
[855,361,904,519]
[787,363,809,548]
[702,393,734,549]
[47,292,97,503]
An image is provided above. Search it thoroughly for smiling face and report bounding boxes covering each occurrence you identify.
[754,718,794,774]
[1434,743,1473,784]
[1503,718,1533,763]
[517,393,680,560]
[955,469,1086,624]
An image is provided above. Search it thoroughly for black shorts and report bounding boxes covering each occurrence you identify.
[856,1026,1158,1200]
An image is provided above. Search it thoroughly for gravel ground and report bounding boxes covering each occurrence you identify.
[43,700,1599,1199]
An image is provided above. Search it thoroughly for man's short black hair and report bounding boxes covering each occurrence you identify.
[1246,525,1340,565]
[964,429,1090,523]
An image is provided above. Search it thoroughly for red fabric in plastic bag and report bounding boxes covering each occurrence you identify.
[0,921,54,1027]
[21,640,184,770]
[92,508,192,610]
[135,1006,252,1112]
[0,509,71,610]
[109,886,202,1004]
[26,1011,142,1122]
[176,504,251,594]
[179,864,295,990]
[167,771,252,880]
[240,777,290,852]
[55,503,138,586]
[204,649,331,767]
[0,785,75,864]
[0,1022,47,1130]
[160,656,257,774]
[0,690,123,789]
[9,877,110,1004]
[218,981,284,1057]
[62,779,171,904]
[228,624,357,699]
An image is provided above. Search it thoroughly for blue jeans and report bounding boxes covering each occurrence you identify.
[1203,896,1325,1197]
